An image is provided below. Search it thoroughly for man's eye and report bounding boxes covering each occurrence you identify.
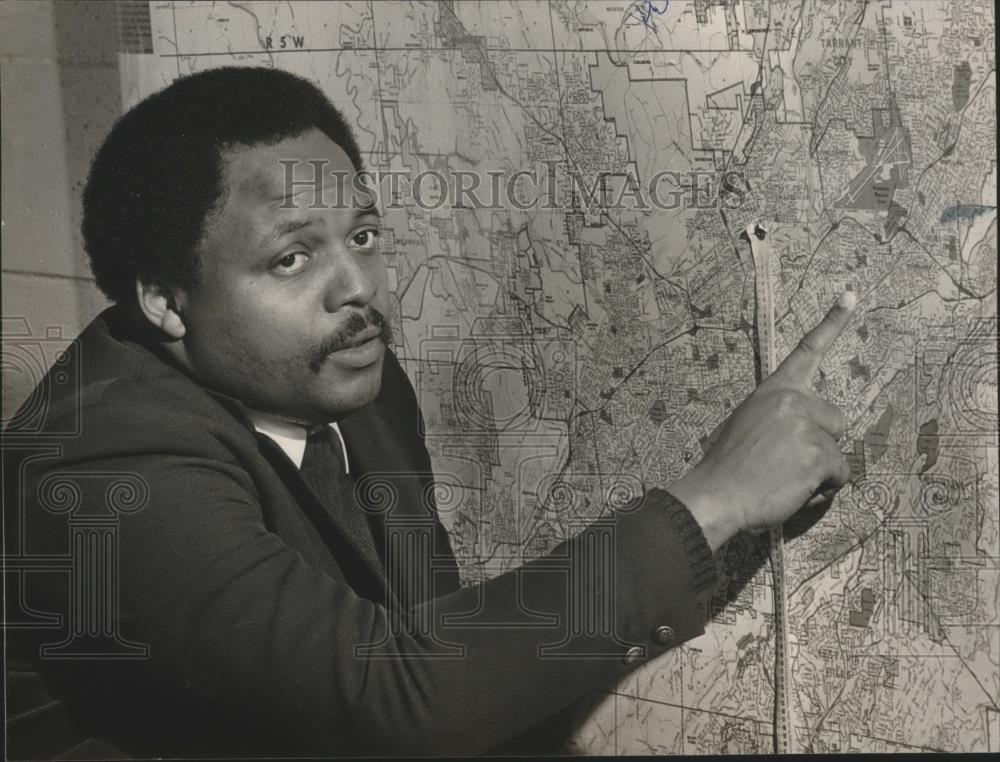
[351,229,380,249]
[273,252,308,274]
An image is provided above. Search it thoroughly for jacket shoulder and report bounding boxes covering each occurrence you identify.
[6,308,257,464]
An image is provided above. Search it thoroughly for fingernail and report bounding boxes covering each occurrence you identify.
[837,291,857,310]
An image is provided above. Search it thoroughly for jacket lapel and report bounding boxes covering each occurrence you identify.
[252,432,396,605]
[198,350,460,609]
[340,356,462,606]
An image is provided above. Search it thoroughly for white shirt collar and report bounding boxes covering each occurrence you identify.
[247,410,350,473]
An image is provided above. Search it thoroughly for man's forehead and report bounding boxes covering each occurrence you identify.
[221,129,357,203]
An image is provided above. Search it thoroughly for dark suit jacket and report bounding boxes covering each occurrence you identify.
[4,307,716,758]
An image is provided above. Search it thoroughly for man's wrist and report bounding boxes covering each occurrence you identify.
[665,472,736,553]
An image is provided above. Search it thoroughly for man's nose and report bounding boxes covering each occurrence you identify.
[322,248,377,312]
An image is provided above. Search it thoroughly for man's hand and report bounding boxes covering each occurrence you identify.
[669,291,856,552]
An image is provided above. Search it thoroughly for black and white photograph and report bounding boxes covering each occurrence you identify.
[3,1,997,757]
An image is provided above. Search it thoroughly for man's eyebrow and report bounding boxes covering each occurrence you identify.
[260,216,320,249]
[258,208,382,250]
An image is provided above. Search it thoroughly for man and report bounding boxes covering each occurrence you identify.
[4,67,854,758]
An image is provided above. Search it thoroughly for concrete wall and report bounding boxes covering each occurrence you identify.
[2,0,120,421]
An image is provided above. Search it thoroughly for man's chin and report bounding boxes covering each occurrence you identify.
[313,352,385,417]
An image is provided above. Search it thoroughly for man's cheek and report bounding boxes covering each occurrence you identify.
[237,312,307,358]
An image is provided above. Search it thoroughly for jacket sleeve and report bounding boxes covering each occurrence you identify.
[23,396,716,757]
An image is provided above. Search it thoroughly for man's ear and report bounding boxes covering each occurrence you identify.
[136,279,187,339]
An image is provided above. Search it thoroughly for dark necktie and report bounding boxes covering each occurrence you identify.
[300,426,381,571]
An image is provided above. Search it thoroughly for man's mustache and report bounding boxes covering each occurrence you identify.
[308,307,392,372]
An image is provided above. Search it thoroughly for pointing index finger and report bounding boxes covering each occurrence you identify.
[776,290,857,385]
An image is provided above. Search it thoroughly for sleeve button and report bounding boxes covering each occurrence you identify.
[623,646,644,665]
[653,625,675,645]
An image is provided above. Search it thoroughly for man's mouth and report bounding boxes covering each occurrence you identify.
[308,307,393,373]
[342,327,382,349]
[323,331,384,370]
[309,326,386,372]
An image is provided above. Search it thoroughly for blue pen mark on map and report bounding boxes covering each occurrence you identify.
[625,0,670,32]
[939,204,995,223]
